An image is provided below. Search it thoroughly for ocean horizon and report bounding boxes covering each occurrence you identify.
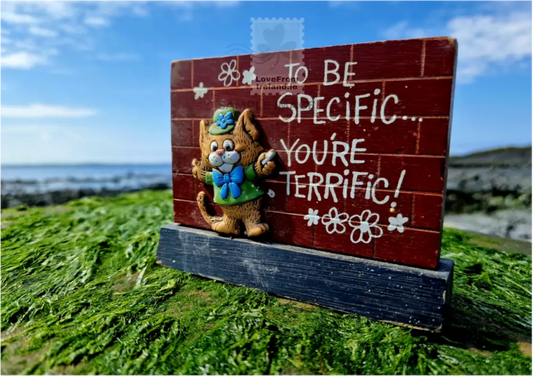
[2,163,172,181]
[1,164,173,197]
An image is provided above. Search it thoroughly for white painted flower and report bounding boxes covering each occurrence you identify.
[303,208,320,227]
[242,66,256,85]
[193,82,208,100]
[218,59,240,87]
[388,213,409,233]
[348,210,383,244]
[321,207,349,234]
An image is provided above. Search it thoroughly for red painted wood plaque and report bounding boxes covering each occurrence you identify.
[170,37,457,269]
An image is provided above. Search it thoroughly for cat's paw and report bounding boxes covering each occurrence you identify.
[191,159,204,181]
[255,150,277,177]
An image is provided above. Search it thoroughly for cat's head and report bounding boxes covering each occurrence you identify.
[198,108,264,172]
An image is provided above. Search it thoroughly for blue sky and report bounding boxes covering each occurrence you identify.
[1,0,531,164]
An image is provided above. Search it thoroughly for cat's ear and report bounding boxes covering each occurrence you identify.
[235,109,260,141]
[199,120,210,146]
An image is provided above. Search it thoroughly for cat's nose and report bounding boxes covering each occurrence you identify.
[215,149,224,156]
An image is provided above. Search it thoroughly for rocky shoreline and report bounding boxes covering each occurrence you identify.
[444,147,531,242]
[1,173,172,208]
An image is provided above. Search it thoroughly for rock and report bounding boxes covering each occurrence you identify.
[1,174,172,209]
[444,209,532,242]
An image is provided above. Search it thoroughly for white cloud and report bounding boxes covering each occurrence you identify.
[0,11,39,24]
[1,52,47,69]
[60,24,87,34]
[2,104,98,118]
[0,0,240,69]
[84,16,108,27]
[28,26,57,37]
[382,21,427,40]
[382,7,532,83]
[453,11,531,83]
[449,12,531,62]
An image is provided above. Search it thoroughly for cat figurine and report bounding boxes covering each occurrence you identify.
[191,107,277,237]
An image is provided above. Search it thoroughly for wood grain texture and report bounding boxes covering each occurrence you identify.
[423,38,457,77]
[171,120,193,147]
[172,173,195,200]
[156,224,454,331]
[352,39,423,80]
[171,91,213,119]
[170,60,192,90]
[380,155,446,193]
[383,78,453,116]
[299,45,352,84]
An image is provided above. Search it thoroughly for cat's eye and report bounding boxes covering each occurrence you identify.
[223,140,235,151]
[210,141,218,152]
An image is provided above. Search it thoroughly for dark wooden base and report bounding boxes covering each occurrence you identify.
[156,224,454,331]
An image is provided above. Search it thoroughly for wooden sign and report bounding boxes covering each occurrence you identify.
[170,37,456,269]
[159,37,456,331]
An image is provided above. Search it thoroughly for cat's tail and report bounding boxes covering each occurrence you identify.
[196,191,223,227]
[197,192,240,235]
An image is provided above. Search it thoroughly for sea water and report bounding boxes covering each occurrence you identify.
[1,164,172,195]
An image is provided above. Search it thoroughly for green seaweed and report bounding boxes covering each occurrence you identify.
[2,190,531,375]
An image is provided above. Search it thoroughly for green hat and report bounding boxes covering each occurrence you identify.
[209,107,236,135]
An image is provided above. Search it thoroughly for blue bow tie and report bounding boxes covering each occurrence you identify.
[212,165,244,199]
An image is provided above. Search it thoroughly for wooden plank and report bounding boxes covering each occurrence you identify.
[171,120,193,147]
[156,224,454,331]
[423,38,457,77]
[172,174,195,200]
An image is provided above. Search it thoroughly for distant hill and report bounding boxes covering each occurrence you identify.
[449,146,532,167]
